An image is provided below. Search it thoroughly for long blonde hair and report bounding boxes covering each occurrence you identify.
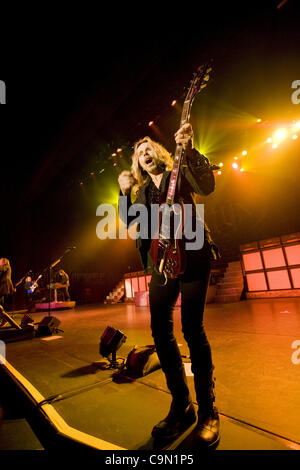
[131,137,173,194]
[0,258,10,268]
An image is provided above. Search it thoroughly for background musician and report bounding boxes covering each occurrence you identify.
[55,269,71,301]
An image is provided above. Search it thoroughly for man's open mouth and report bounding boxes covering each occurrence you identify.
[145,157,153,165]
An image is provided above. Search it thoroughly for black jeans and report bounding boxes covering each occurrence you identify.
[149,243,213,404]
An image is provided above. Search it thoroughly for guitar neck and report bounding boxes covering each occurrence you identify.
[166,99,193,206]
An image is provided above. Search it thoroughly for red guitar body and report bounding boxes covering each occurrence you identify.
[150,201,186,279]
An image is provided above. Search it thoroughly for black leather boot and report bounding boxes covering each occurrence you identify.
[193,373,220,448]
[152,400,196,440]
[152,367,196,440]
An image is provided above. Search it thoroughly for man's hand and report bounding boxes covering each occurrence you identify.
[174,123,194,151]
[118,170,135,196]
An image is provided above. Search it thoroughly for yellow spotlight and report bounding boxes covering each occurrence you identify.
[240,168,244,172]
[217,170,222,175]
[232,162,239,169]
[256,118,262,123]
[234,156,238,160]
[266,137,272,143]
[292,134,298,140]
[219,162,223,167]
[242,150,247,156]
[296,121,300,129]
[272,143,278,149]
[273,128,287,142]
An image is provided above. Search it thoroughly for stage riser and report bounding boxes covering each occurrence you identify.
[35,301,76,311]
[246,289,300,299]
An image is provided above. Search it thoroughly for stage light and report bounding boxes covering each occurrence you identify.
[99,326,127,368]
[217,170,222,175]
[292,134,298,140]
[219,162,224,167]
[37,316,61,336]
[272,143,278,149]
[90,172,94,176]
[234,156,238,160]
[232,162,239,169]
[240,168,244,172]
[113,162,117,167]
[21,314,34,328]
[296,121,300,129]
[148,121,154,126]
[266,137,272,143]
[171,100,177,106]
[273,128,287,142]
[242,150,247,156]
[256,118,262,123]
[117,148,122,153]
[112,153,117,157]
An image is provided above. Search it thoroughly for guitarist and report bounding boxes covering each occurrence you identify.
[118,123,220,448]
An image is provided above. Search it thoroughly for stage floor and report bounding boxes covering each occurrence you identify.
[1,298,300,451]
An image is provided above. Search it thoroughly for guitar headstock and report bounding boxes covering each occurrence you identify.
[185,62,213,103]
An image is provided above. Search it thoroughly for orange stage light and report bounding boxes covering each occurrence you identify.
[273,128,287,142]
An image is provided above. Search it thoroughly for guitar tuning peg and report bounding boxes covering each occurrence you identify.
[200,84,207,89]
[204,74,210,81]
[207,67,212,73]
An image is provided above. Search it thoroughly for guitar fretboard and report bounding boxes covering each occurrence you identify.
[166,99,192,205]
[164,63,211,207]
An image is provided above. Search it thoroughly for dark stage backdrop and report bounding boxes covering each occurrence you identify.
[1,1,300,305]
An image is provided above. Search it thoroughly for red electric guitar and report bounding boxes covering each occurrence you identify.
[150,63,212,283]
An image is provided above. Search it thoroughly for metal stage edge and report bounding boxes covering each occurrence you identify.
[1,353,299,452]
